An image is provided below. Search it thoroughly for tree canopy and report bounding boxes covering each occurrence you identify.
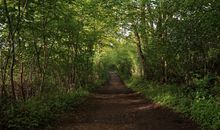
[0,0,220,129]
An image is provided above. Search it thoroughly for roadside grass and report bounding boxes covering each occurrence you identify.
[127,77,220,130]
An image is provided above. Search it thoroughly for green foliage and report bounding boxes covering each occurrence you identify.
[95,42,137,80]
[1,0,220,129]
[191,74,220,98]
[0,0,106,100]
[108,0,220,84]
[191,96,220,130]
[127,77,220,130]
[1,88,89,130]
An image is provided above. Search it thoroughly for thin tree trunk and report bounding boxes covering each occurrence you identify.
[3,0,16,100]
[1,54,9,98]
[134,29,147,78]
[10,44,16,100]
[39,0,47,93]
[20,62,25,101]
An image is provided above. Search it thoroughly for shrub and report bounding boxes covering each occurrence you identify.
[1,88,89,130]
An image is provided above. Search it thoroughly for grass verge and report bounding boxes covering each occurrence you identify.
[127,77,220,130]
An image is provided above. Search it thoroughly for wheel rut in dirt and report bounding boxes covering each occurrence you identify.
[54,72,200,130]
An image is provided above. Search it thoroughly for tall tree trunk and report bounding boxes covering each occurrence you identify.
[157,2,168,83]
[140,1,148,47]
[40,0,48,93]
[0,52,10,98]
[134,29,147,78]
[139,2,148,79]
[3,0,16,100]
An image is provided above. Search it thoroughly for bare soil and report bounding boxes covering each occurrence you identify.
[53,72,200,130]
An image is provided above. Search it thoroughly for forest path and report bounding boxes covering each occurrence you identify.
[54,72,199,130]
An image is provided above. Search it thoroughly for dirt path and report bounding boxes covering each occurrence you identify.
[54,72,200,130]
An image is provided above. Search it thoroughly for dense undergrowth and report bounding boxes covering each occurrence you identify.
[0,88,90,130]
[127,77,220,130]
